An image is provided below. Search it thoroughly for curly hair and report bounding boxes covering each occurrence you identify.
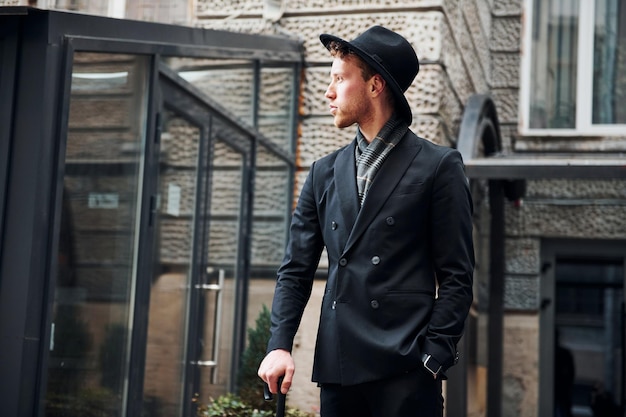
[327,40,376,81]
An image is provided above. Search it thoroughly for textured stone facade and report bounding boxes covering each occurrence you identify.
[190,2,626,416]
[191,1,497,414]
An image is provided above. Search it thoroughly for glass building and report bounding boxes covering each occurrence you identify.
[0,8,301,417]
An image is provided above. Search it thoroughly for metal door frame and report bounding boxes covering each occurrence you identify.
[158,66,257,415]
[0,8,301,417]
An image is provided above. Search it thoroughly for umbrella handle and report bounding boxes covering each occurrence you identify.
[263,381,273,401]
[263,376,286,417]
[276,381,286,417]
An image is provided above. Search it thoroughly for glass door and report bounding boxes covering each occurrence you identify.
[45,52,150,417]
[46,52,254,417]
[141,101,202,417]
[141,69,252,417]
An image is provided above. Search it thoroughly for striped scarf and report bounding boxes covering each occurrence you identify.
[355,114,408,206]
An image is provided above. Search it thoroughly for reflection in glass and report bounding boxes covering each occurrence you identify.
[164,54,299,336]
[167,57,256,126]
[529,0,579,129]
[142,105,249,412]
[143,110,201,416]
[158,58,299,337]
[252,144,291,269]
[197,131,244,400]
[257,66,298,154]
[592,0,626,125]
[555,259,624,416]
[45,52,149,417]
[164,57,298,156]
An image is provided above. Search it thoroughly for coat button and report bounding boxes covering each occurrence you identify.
[370,300,379,309]
[371,256,380,265]
[331,221,338,230]
[339,258,347,266]
[386,217,395,226]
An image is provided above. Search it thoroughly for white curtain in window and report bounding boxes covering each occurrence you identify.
[529,0,579,129]
[593,0,626,125]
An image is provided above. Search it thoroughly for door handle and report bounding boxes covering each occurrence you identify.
[192,360,217,367]
[194,268,224,384]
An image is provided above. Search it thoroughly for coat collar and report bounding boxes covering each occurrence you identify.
[334,131,422,255]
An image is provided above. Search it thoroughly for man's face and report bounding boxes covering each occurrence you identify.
[325,55,374,129]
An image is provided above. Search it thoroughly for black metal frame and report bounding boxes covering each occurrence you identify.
[158,65,259,405]
[0,7,302,417]
[0,17,19,259]
[456,94,509,417]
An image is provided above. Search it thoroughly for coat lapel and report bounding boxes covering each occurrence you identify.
[342,133,421,254]
[334,141,360,236]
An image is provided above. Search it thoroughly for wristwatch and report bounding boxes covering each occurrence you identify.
[421,353,442,378]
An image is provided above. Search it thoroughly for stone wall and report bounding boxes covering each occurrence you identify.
[194,1,626,416]
[193,0,497,414]
[502,179,626,416]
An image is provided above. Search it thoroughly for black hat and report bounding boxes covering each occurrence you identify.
[320,26,419,124]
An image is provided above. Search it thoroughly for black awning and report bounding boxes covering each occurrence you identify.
[464,154,626,179]
[457,95,625,180]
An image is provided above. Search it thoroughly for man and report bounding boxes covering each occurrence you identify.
[258,25,474,416]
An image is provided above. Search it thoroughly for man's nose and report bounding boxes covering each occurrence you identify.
[325,85,334,99]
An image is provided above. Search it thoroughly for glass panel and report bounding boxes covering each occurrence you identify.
[196,126,244,400]
[45,52,149,417]
[154,55,297,410]
[143,108,202,417]
[592,0,626,124]
[251,144,291,271]
[257,65,298,155]
[555,259,624,417]
[165,57,256,126]
[164,57,299,154]
[529,0,579,129]
[247,142,292,341]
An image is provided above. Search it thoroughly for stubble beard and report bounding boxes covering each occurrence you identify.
[332,108,359,129]
[332,88,371,129]
[334,117,354,129]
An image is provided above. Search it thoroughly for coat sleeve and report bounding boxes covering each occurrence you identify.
[266,161,325,353]
[423,149,474,371]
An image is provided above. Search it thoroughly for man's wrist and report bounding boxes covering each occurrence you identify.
[421,353,442,378]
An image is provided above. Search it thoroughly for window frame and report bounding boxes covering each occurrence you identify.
[520,0,626,136]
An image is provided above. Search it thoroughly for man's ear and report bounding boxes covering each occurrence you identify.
[370,74,386,96]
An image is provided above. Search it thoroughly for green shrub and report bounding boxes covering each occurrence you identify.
[46,387,117,417]
[196,393,315,417]
[196,305,315,417]
[238,304,273,412]
[196,393,271,417]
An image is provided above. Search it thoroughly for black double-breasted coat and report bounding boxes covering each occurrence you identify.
[267,129,474,386]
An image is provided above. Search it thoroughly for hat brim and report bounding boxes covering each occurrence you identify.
[320,33,413,124]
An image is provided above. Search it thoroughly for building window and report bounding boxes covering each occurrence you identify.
[554,258,624,416]
[522,0,626,134]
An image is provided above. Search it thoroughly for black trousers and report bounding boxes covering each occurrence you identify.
[319,367,444,417]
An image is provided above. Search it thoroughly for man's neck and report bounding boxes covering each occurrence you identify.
[358,108,394,143]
